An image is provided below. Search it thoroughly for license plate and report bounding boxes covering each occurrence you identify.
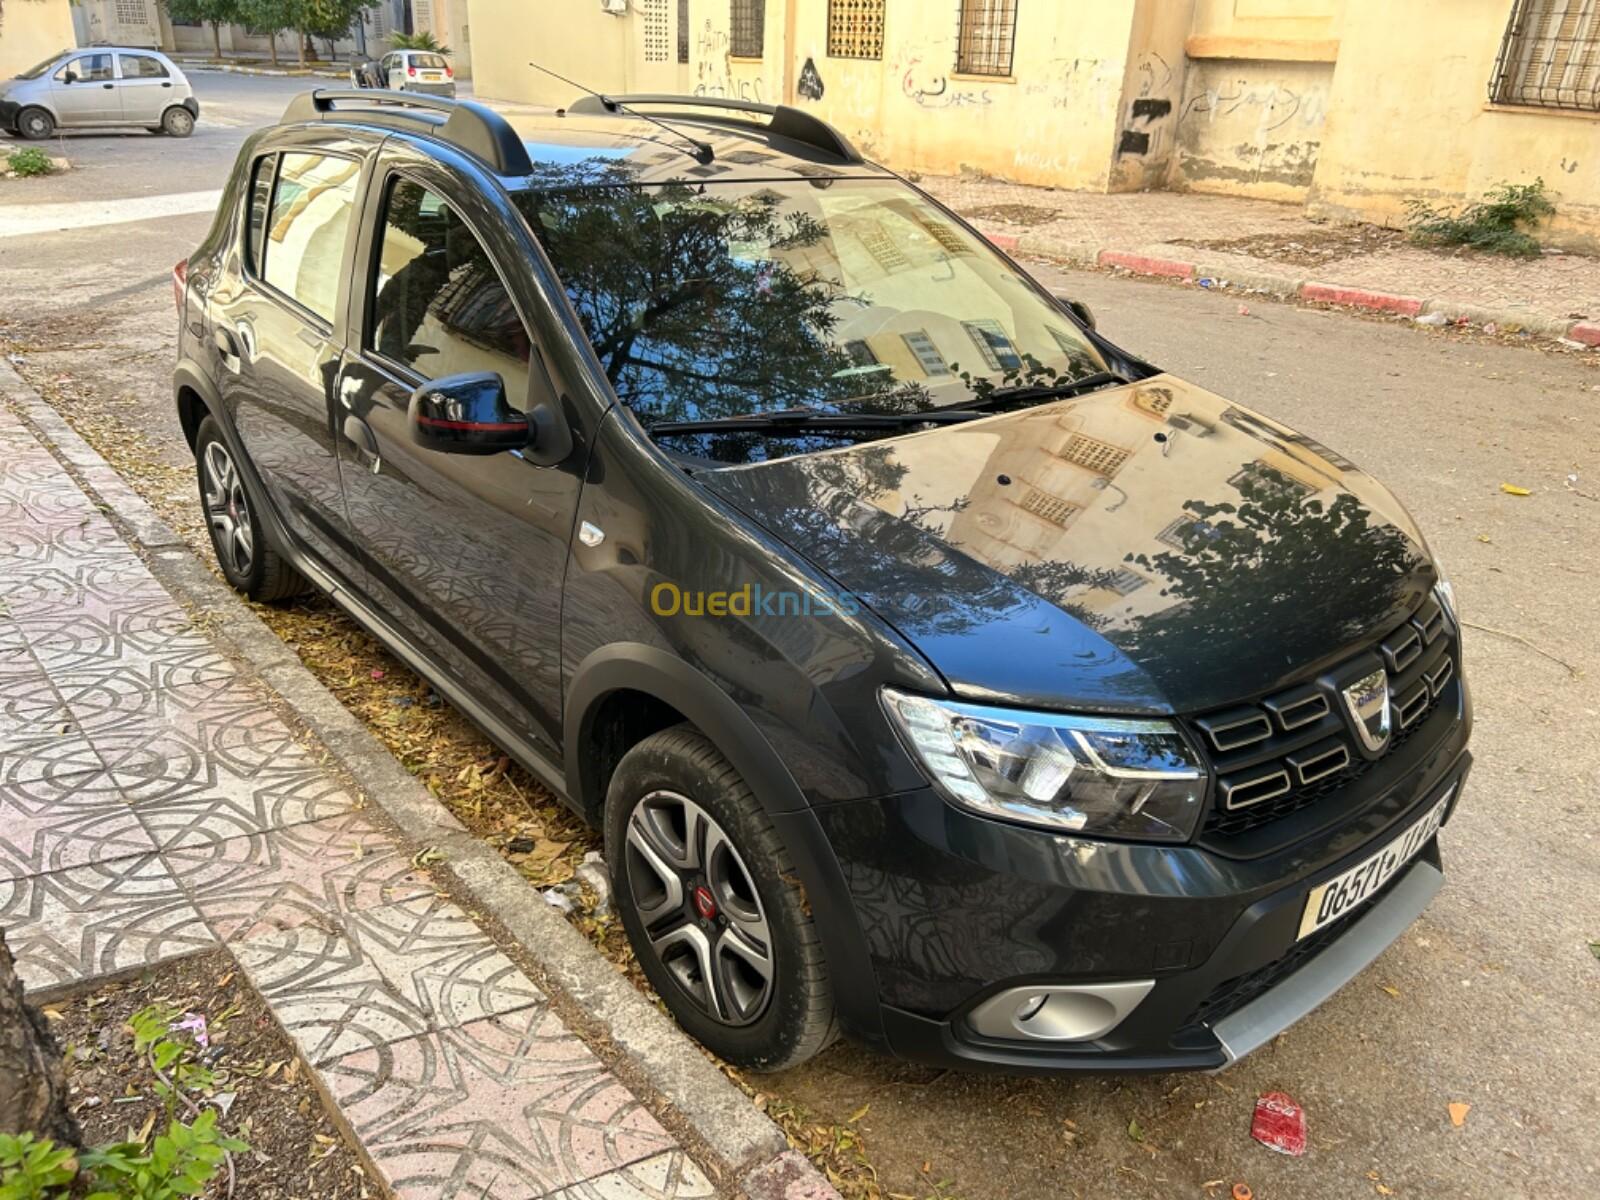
[1297,790,1451,940]
[424,72,443,81]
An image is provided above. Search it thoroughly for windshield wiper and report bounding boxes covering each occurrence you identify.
[965,371,1130,410]
[648,406,986,438]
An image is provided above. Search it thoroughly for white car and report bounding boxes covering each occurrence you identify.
[1,47,198,140]
[379,49,456,97]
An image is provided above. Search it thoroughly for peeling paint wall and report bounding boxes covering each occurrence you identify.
[1308,0,1600,251]
[1171,58,1331,201]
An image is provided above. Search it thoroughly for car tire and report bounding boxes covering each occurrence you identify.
[605,725,838,1071]
[194,416,310,604]
[16,107,55,141]
[161,106,195,137]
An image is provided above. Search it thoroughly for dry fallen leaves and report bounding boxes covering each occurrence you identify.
[1448,1101,1471,1127]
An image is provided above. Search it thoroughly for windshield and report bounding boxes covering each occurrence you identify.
[410,54,448,69]
[515,170,1106,464]
[15,52,68,80]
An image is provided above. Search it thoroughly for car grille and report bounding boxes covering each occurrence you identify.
[1183,864,1413,1033]
[1190,595,1458,839]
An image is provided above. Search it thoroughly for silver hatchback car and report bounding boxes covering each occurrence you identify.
[1,47,199,140]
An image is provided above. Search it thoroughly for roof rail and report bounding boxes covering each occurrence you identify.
[281,89,533,176]
[565,93,862,164]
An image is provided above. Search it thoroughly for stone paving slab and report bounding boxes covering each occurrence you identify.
[0,398,728,1198]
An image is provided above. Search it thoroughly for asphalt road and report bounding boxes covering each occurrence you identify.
[3,71,1597,1200]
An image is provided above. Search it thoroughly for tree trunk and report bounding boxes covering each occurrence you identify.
[268,34,279,68]
[0,928,80,1147]
[298,33,308,68]
[210,21,222,60]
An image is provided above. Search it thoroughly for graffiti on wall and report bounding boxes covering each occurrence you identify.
[798,56,825,101]
[1173,63,1332,191]
[692,19,768,103]
[897,52,993,108]
[1115,52,1177,161]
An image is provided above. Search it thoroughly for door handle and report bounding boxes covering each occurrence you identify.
[102,83,115,90]
[162,82,173,88]
[213,328,240,359]
[342,415,382,474]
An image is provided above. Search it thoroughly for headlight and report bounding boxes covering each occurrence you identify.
[881,689,1208,842]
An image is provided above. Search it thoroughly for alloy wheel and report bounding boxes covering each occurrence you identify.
[202,441,254,577]
[623,790,775,1026]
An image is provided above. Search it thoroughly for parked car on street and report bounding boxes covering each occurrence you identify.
[377,49,456,96]
[1,47,198,140]
[172,90,1471,1074]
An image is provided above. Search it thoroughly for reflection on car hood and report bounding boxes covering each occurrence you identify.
[703,375,1435,714]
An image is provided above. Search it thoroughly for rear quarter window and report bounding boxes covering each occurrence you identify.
[258,152,361,324]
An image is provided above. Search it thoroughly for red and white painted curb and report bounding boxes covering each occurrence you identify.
[980,232,1596,348]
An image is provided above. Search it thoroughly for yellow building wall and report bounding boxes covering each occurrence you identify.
[1307,0,1600,251]
[0,0,76,79]
[1167,0,1344,201]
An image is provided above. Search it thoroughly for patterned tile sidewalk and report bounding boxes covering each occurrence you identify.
[0,400,717,1199]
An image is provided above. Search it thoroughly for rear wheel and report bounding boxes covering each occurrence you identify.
[195,416,309,603]
[605,726,837,1071]
[17,108,55,141]
[161,106,195,137]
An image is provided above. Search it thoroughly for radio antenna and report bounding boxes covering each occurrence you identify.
[529,62,716,165]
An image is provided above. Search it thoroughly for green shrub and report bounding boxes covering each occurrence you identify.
[0,1006,246,1200]
[6,149,54,178]
[391,31,451,55]
[1405,178,1555,258]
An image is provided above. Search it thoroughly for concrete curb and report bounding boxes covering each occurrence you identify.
[982,231,1597,348]
[0,357,837,1200]
[174,59,345,79]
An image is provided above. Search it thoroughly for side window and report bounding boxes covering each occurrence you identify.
[368,177,533,406]
[57,54,114,84]
[246,154,276,275]
[120,54,170,80]
[260,152,361,324]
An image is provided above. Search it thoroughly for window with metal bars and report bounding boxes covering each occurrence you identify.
[115,0,151,23]
[679,0,691,63]
[731,0,767,58]
[1491,0,1600,110]
[828,0,887,60]
[1059,433,1130,477]
[956,0,1018,77]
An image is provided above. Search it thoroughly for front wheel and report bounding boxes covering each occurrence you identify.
[194,416,309,603]
[161,106,195,137]
[17,108,55,141]
[605,726,838,1071]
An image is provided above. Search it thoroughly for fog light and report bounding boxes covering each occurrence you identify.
[968,981,1155,1043]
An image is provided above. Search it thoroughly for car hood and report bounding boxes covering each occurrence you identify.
[702,376,1435,714]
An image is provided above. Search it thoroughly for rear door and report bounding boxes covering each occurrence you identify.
[50,53,120,125]
[206,139,369,588]
[334,152,586,757]
[115,52,174,125]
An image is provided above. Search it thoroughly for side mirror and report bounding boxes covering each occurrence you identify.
[1064,298,1096,331]
[408,372,529,456]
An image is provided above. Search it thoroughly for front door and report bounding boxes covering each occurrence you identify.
[336,163,584,757]
[115,52,175,125]
[50,53,120,125]
[209,146,367,588]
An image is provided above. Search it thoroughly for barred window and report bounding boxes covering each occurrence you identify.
[956,0,1018,77]
[1059,433,1130,477]
[1491,0,1600,110]
[858,222,909,272]
[1020,488,1078,527]
[1228,460,1314,499]
[731,0,766,58]
[903,331,951,377]
[963,319,1022,371]
[828,0,886,60]
[1103,567,1148,596]
[115,0,150,24]
[679,0,691,63]
[643,0,671,63]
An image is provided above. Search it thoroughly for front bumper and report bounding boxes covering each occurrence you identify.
[0,99,20,131]
[813,688,1471,1072]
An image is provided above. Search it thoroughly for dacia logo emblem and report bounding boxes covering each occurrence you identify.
[1341,668,1392,753]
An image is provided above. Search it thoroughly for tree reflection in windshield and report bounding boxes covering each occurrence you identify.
[513,162,1106,463]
